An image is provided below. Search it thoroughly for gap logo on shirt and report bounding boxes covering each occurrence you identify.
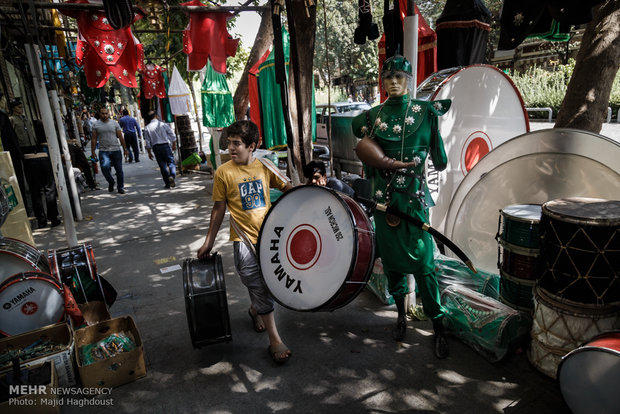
[239,179,266,210]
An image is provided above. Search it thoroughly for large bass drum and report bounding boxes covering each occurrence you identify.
[0,237,50,283]
[183,254,232,348]
[416,65,530,234]
[443,129,620,273]
[258,185,375,311]
[0,271,65,336]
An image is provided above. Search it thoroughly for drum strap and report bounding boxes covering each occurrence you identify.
[230,218,257,258]
[257,156,290,185]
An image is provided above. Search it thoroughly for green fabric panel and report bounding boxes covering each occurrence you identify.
[201,60,235,128]
[161,72,173,123]
[257,28,290,149]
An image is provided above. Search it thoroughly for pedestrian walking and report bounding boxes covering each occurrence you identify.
[91,107,129,194]
[118,109,142,163]
[144,111,177,189]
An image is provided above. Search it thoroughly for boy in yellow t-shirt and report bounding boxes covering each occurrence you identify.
[198,120,293,363]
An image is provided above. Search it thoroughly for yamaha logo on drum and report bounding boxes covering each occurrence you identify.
[2,286,36,310]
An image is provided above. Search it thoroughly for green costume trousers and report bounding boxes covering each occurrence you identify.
[386,269,444,320]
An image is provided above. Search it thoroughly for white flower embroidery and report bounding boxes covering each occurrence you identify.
[514,12,524,26]
[361,126,368,134]
[396,176,406,185]
[412,104,421,113]
[433,102,443,111]
[379,122,388,131]
[416,190,425,198]
[392,125,402,134]
[122,69,128,76]
[412,156,421,166]
[405,116,415,125]
[375,117,382,126]
[375,190,383,198]
[95,70,102,77]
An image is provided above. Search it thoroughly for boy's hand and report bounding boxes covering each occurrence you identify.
[197,243,212,259]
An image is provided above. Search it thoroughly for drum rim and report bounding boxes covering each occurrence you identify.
[534,286,620,317]
[499,239,540,257]
[499,269,537,286]
[542,198,620,225]
[257,185,361,312]
[500,204,542,224]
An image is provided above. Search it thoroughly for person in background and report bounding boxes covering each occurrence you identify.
[9,98,61,228]
[91,107,128,194]
[197,120,293,364]
[118,109,142,163]
[144,111,177,189]
[302,160,355,196]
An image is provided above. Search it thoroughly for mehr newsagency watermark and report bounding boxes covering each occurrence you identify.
[7,385,114,408]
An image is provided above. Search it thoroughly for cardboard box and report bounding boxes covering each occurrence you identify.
[0,360,61,413]
[74,316,146,389]
[0,323,76,387]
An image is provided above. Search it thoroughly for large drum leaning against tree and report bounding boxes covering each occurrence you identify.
[538,197,620,306]
[257,185,375,311]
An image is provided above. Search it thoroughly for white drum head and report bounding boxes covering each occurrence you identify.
[0,252,40,283]
[417,65,530,233]
[258,186,356,311]
[502,204,542,222]
[0,274,64,336]
[444,129,620,273]
[559,346,620,414]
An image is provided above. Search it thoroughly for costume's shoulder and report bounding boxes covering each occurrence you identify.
[352,106,380,138]
[427,99,451,116]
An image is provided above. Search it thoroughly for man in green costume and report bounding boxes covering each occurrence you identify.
[352,54,450,358]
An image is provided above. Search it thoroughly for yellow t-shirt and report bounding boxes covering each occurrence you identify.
[213,158,288,243]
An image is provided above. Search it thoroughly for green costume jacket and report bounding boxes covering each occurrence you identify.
[352,95,451,275]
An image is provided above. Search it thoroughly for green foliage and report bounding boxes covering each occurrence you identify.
[507,60,620,117]
[507,61,574,117]
[314,0,382,86]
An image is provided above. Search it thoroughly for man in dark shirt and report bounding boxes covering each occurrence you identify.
[118,109,142,163]
[303,160,355,196]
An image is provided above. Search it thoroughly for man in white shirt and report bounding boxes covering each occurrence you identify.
[144,111,177,188]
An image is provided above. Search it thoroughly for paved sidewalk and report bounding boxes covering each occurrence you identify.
[32,159,569,414]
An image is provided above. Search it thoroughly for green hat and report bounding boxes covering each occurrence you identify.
[382,54,412,77]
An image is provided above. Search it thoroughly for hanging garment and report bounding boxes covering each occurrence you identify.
[59,0,144,88]
[201,61,235,128]
[140,62,167,99]
[497,0,605,50]
[181,0,240,73]
[436,0,492,70]
[169,66,192,115]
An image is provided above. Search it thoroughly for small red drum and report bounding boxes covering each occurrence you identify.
[48,242,101,304]
[0,271,65,336]
[258,185,375,311]
[498,241,539,281]
[0,237,50,283]
[558,331,620,414]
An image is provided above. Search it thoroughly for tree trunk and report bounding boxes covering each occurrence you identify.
[232,7,273,121]
[286,0,316,183]
[555,1,620,132]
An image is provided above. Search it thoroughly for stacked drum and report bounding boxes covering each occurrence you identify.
[175,114,197,162]
[497,204,542,312]
[528,198,620,379]
[0,238,65,337]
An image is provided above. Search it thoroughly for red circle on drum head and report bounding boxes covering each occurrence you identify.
[464,137,490,172]
[286,224,322,271]
[21,301,38,315]
[290,229,317,265]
